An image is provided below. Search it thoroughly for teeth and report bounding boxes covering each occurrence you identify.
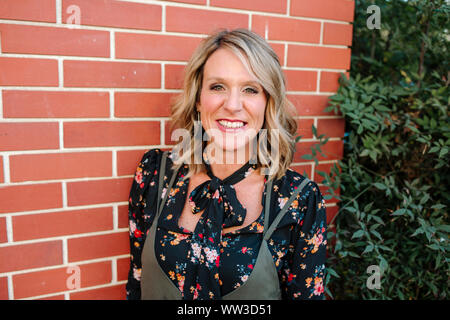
[218,120,245,129]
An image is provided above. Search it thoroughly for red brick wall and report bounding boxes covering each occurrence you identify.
[0,0,354,300]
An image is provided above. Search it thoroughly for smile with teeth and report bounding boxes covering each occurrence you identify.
[217,120,246,129]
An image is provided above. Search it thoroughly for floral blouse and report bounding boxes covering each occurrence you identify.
[126,149,327,300]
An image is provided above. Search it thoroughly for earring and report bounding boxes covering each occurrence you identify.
[197,111,201,122]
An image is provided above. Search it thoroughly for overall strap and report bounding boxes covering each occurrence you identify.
[263,177,311,241]
[156,151,179,219]
[263,177,273,232]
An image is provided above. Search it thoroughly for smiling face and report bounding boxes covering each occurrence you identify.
[197,48,267,161]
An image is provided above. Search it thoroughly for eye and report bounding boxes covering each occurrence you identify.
[243,87,259,94]
[210,84,224,91]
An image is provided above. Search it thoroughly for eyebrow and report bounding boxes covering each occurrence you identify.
[205,77,261,87]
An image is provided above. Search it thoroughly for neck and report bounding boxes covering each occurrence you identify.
[205,145,256,180]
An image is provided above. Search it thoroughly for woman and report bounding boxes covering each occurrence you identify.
[126,29,327,300]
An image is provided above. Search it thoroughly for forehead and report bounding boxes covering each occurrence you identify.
[203,47,258,82]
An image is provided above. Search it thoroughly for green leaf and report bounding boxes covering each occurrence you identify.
[374,183,386,190]
[378,256,389,273]
[357,124,363,135]
[327,268,340,278]
[431,204,446,210]
[360,149,370,157]
[370,230,382,240]
[362,244,374,254]
[352,230,365,239]
[312,124,318,138]
[392,208,406,216]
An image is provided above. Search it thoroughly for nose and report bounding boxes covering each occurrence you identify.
[223,88,243,113]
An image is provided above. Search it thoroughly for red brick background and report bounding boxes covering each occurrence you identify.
[0,0,354,299]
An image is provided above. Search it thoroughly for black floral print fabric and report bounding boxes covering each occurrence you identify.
[126,148,328,300]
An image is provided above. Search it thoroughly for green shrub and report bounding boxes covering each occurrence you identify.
[301,0,449,299]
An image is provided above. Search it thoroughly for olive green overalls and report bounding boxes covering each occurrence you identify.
[141,151,310,300]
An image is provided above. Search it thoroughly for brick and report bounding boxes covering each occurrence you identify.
[252,15,320,43]
[287,45,351,69]
[116,257,129,282]
[67,231,129,262]
[64,60,161,88]
[3,90,110,119]
[0,183,62,214]
[117,204,129,229]
[0,156,3,183]
[317,118,345,138]
[115,92,174,118]
[165,64,185,90]
[10,151,112,182]
[287,94,335,116]
[323,23,353,46]
[296,119,314,139]
[0,122,59,152]
[326,204,339,225]
[290,0,355,22]
[211,0,287,14]
[290,164,312,179]
[293,140,343,163]
[0,0,56,22]
[0,57,58,86]
[320,71,349,93]
[66,178,132,207]
[62,0,161,31]
[284,69,317,92]
[0,277,8,300]
[13,261,112,299]
[0,241,62,273]
[0,23,109,57]
[12,207,114,241]
[70,283,125,300]
[269,42,285,66]
[165,121,178,146]
[117,149,148,176]
[0,216,7,243]
[63,121,160,148]
[116,33,202,62]
[166,6,248,35]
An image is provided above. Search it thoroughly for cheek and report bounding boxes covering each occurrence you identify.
[199,91,223,113]
[248,97,266,125]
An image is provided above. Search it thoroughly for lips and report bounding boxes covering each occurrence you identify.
[216,119,247,131]
[216,119,247,132]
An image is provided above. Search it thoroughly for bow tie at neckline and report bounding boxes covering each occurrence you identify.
[204,159,257,191]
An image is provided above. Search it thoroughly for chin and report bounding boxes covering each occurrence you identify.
[204,140,253,164]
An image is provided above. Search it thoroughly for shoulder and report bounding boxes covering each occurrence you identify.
[274,168,319,203]
[135,148,177,175]
[137,148,164,169]
[130,148,167,195]
[270,169,325,227]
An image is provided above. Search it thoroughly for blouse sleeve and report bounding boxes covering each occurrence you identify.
[125,149,163,300]
[282,181,328,300]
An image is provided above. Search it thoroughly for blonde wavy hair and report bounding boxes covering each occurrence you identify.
[169,28,297,181]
